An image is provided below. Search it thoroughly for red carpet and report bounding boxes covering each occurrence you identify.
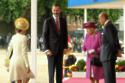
[63,78,125,83]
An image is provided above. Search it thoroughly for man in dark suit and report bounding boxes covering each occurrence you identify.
[98,12,122,83]
[42,3,68,83]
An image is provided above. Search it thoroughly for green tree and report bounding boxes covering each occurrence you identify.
[37,0,67,21]
[87,9,123,22]
[0,0,30,23]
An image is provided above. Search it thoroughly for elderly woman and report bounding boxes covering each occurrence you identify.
[82,22,104,83]
[7,17,31,83]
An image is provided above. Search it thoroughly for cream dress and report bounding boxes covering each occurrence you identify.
[8,33,29,81]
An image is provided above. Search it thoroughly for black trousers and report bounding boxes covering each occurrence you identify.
[102,60,116,83]
[47,51,63,83]
[11,81,15,83]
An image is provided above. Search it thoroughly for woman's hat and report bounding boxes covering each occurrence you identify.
[15,17,29,31]
[83,22,96,29]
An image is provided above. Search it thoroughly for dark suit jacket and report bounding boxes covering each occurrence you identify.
[100,21,121,62]
[42,16,68,54]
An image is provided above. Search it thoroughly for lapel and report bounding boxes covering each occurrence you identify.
[103,21,110,33]
[51,16,61,36]
[50,17,58,35]
[59,17,62,34]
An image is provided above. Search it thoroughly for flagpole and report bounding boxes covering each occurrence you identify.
[123,5,125,58]
[84,8,87,37]
[31,0,37,82]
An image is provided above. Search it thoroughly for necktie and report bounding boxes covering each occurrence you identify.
[56,17,60,32]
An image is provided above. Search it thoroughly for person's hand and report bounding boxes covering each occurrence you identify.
[46,50,53,56]
[87,49,95,54]
[117,50,122,57]
[64,49,68,54]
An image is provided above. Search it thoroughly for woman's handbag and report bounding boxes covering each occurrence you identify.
[4,49,13,68]
[91,57,102,67]
[4,57,10,67]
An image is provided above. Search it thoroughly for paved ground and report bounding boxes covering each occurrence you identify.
[0,49,83,83]
[0,49,124,83]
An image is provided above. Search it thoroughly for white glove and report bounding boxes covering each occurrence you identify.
[87,49,95,54]
[45,50,53,56]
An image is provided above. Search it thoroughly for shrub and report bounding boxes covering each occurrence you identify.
[116,60,125,72]
[76,59,86,71]
[116,60,125,66]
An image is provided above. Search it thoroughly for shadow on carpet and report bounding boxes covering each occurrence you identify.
[63,78,125,83]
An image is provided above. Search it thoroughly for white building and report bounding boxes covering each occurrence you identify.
[115,16,124,42]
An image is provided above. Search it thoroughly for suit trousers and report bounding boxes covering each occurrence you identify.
[47,51,63,83]
[102,60,116,83]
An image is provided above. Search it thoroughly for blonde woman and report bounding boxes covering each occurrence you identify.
[8,17,31,83]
